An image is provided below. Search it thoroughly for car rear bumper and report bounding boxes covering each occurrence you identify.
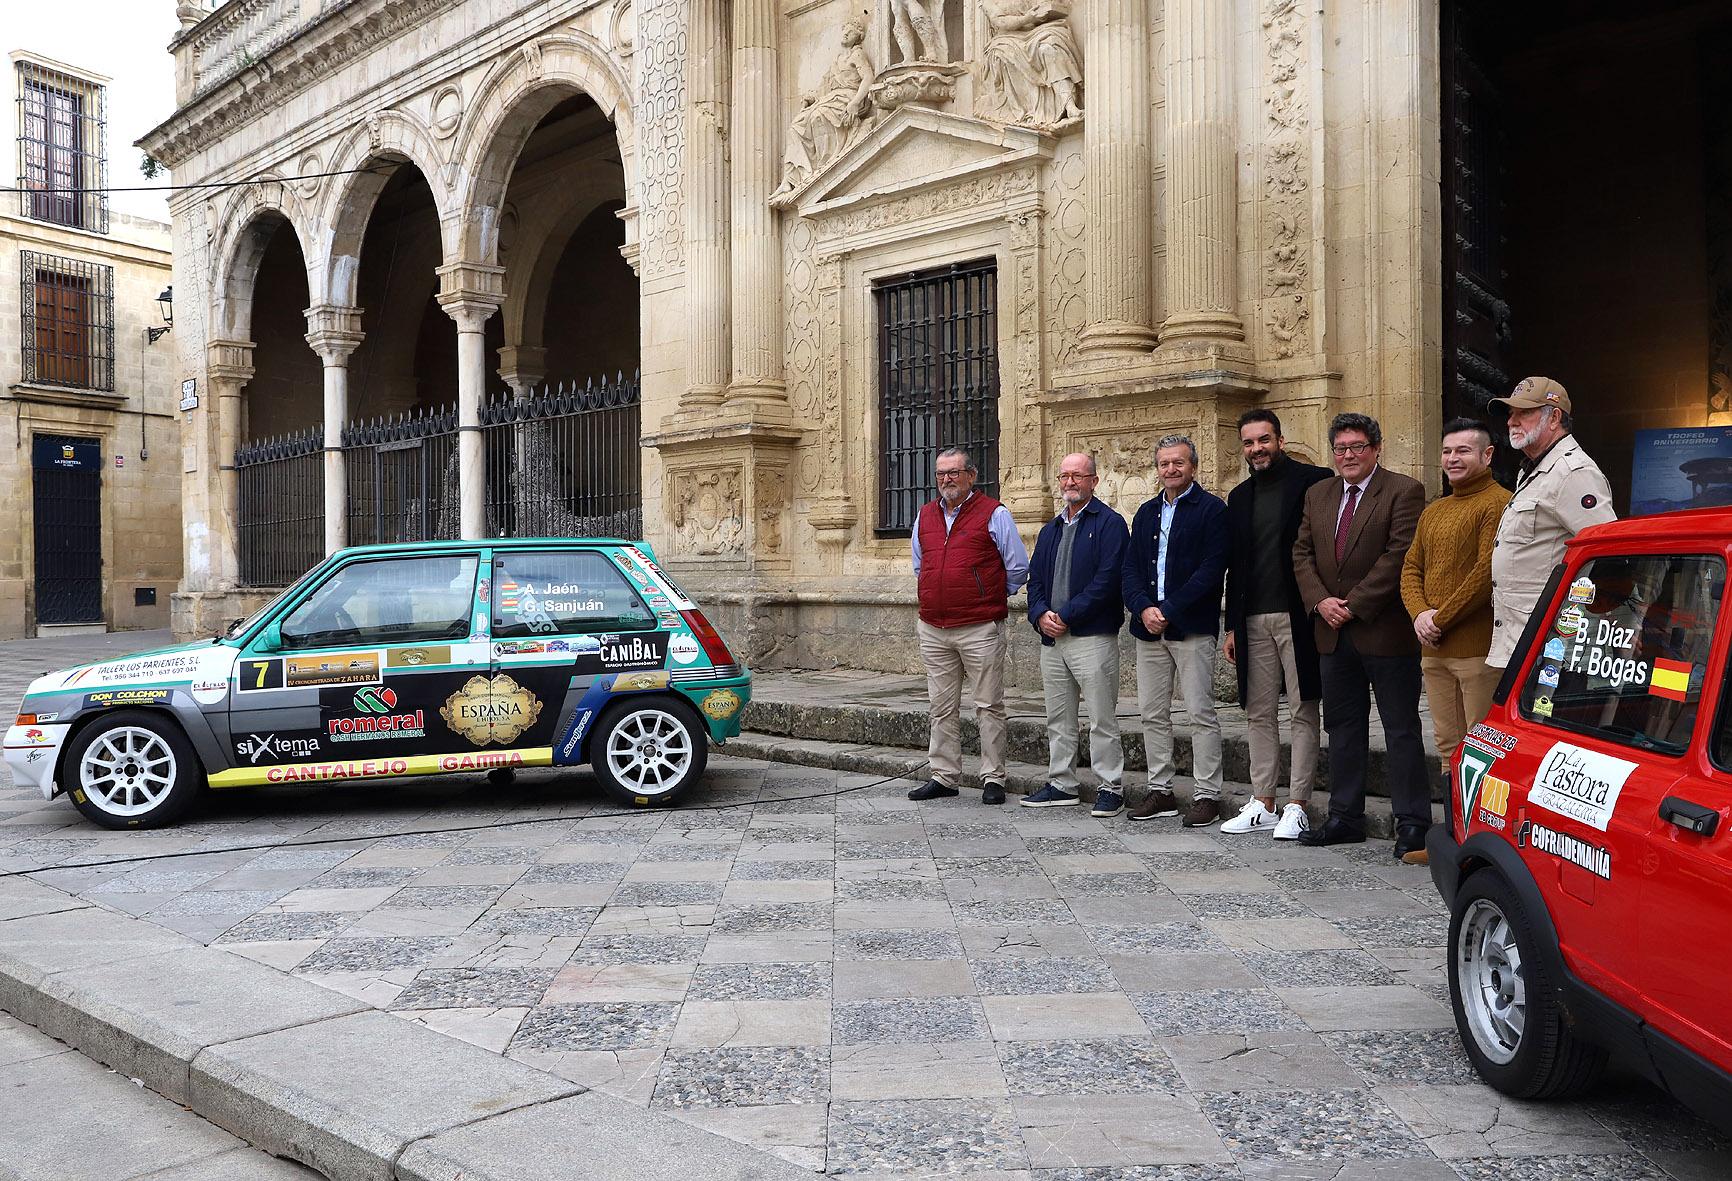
[679,671,751,742]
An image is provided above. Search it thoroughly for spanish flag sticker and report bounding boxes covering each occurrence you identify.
[1649,658,1691,702]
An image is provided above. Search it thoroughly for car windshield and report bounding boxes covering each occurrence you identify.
[1519,553,1724,756]
[222,565,324,642]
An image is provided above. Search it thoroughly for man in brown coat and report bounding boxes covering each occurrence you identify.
[1293,412,1432,857]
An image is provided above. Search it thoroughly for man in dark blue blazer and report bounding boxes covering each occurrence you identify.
[1023,453,1130,816]
[1122,435,1230,826]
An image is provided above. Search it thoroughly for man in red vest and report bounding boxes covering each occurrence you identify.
[909,447,1030,804]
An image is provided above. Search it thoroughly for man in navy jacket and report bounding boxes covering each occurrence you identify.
[1022,453,1130,816]
[1122,435,1230,825]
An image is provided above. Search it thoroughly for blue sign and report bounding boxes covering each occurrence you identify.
[31,438,100,471]
[1632,427,1732,516]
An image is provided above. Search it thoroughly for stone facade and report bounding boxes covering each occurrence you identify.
[2,53,182,639]
[142,0,1441,683]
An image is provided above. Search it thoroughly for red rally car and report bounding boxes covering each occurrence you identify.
[1427,506,1732,1127]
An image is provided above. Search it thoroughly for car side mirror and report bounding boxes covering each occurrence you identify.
[257,621,284,652]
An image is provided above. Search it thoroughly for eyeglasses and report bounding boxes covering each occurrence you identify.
[1057,472,1095,483]
[1331,441,1373,457]
[935,469,971,481]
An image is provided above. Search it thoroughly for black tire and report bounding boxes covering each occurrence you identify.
[589,695,708,808]
[1447,869,1607,1098]
[62,710,203,830]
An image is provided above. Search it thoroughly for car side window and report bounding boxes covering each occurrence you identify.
[279,556,479,649]
[491,551,654,638]
[1520,553,1724,756]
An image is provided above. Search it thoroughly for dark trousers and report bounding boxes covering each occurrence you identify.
[1319,629,1431,832]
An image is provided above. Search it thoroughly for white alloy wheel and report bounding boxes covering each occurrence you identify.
[79,725,179,818]
[1456,896,1526,1065]
[603,707,695,797]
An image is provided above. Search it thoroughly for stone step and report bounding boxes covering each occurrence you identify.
[724,730,1441,841]
[739,689,1448,804]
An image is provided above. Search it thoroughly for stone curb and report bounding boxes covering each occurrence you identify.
[724,731,1435,840]
[0,876,807,1181]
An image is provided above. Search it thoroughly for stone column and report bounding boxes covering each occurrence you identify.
[727,0,786,418]
[1160,0,1244,345]
[436,263,505,540]
[1078,0,1157,356]
[304,305,364,555]
[496,344,547,402]
[205,339,254,589]
[682,0,730,409]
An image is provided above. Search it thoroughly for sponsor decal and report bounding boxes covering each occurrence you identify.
[86,652,207,684]
[494,641,547,657]
[623,547,696,608]
[647,595,671,608]
[1520,819,1611,880]
[84,687,173,708]
[477,579,490,605]
[1581,494,1598,510]
[700,688,742,720]
[560,709,595,759]
[1543,637,1567,662]
[238,659,285,692]
[1528,741,1637,831]
[547,640,570,652]
[440,674,544,745]
[21,728,47,744]
[285,651,382,688]
[60,667,93,687]
[1457,741,1500,824]
[1554,605,1586,639]
[329,686,426,742]
[573,635,601,654]
[208,747,554,788]
[1533,694,1554,717]
[1536,664,1560,689]
[1476,808,1507,831]
[266,758,409,783]
[25,749,45,765]
[668,633,702,666]
[600,632,669,671]
[30,712,57,723]
[1466,723,1517,753]
[236,733,323,763]
[388,646,450,667]
[1566,576,1596,605]
[190,678,230,705]
[1479,775,1512,818]
[612,671,671,693]
[657,611,683,628]
[1649,657,1691,703]
[439,750,526,772]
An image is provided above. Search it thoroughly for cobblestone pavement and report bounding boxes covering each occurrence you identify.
[0,632,1726,1178]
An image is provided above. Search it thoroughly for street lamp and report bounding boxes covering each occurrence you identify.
[146,286,173,344]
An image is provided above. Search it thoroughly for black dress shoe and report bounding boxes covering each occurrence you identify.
[908,779,959,801]
[1393,823,1430,860]
[1296,818,1366,846]
[981,781,1006,805]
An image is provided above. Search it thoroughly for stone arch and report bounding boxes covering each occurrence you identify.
[314,108,455,307]
[451,32,637,265]
[210,180,316,341]
[501,182,624,349]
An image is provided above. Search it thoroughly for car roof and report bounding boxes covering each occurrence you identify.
[333,537,646,558]
[1570,506,1732,551]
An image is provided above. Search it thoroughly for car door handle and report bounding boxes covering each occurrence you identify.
[1659,795,1719,837]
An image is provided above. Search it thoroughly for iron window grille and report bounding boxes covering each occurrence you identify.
[875,260,1001,536]
[15,60,108,233]
[21,251,115,391]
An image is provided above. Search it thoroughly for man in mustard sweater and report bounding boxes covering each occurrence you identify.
[1400,418,1512,862]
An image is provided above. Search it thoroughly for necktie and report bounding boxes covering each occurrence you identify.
[1334,484,1359,563]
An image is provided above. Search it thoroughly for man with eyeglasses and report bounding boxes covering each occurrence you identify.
[909,446,1031,804]
[1293,413,1432,855]
[1022,453,1130,815]
[1486,377,1615,672]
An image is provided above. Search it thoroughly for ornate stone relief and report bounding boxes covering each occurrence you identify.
[672,466,746,555]
[974,0,1082,129]
[785,220,824,495]
[754,465,789,553]
[872,0,964,107]
[429,84,463,139]
[637,0,687,276]
[773,20,878,204]
[1260,0,1310,359]
[1045,144,1087,373]
[812,167,1038,242]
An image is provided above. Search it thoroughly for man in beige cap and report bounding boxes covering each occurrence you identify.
[1486,377,1615,669]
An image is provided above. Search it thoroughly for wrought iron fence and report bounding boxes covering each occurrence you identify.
[233,371,644,587]
[342,404,460,546]
[482,372,643,539]
[235,425,323,587]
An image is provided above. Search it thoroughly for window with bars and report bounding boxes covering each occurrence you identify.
[21,252,115,391]
[875,260,1001,535]
[15,60,108,233]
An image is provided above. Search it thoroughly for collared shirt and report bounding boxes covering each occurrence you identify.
[1156,482,1196,601]
[1336,465,1379,531]
[910,492,1031,593]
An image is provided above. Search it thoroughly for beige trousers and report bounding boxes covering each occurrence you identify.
[1038,632,1125,790]
[918,617,1009,786]
[1135,634,1223,800]
[1244,612,1320,803]
[1422,654,1502,763]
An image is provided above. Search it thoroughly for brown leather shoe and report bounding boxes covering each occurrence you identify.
[1183,798,1222,828]
[1129,789,1180,821]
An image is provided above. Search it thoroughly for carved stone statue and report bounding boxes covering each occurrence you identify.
[773,19,875,202]
[976,0,1083,127]
[888,0,947,64]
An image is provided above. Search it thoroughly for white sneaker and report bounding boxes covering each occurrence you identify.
[1273,803,1311,841]
[1220,799,1279,835]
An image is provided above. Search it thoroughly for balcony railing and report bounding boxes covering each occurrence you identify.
[187,0,318,98]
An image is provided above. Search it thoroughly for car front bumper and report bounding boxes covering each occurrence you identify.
[2,723,69,799]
